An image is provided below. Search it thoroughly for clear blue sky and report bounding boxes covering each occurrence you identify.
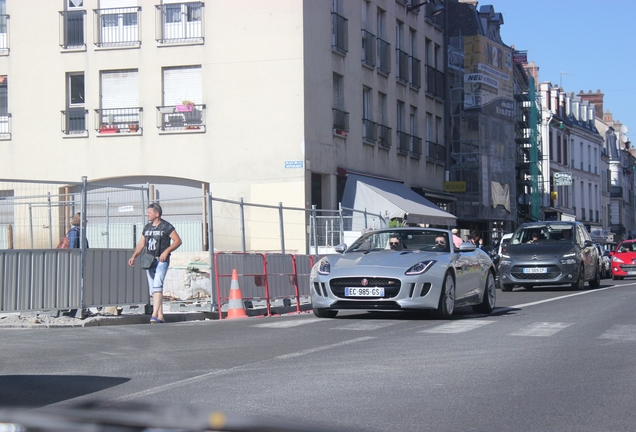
[491,0,636,135]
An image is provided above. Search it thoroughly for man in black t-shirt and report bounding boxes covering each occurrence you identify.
[128,203,182,323]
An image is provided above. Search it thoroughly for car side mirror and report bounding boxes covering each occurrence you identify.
[584,240,594,247]
[334,244,347,253]
[458,242,477,252]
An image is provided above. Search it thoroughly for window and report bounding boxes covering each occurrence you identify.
[332,0,348,55]
[0,0,8,54]
[362,86,376,142]
[98,70,140,133]
[157,2,204,44]
[332,74,348,131]
[62,0,85,49]
[96,0,140,48]
[160,66,205,132]
[65,73,86,133]
[361,1,375,67]
[376,9,390,74]
[0,75,9,137]
[378,91,390,147]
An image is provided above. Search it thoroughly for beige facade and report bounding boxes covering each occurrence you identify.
[1,0,446,249]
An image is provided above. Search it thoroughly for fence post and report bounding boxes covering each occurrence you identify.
[78,176,88,317]
[278,202,285,254]
[207,192,217,314]
[105,197,110,248]
[338,203,344,243]
[240,197,246,253]
[47,192,53,248]
[29,203,34,249]
[311,205,317,255]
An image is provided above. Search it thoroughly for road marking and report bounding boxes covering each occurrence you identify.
[333,321,398,331]
[253,318,320,328]
[276,336,376,359]
[114,336,375,401]
[509,322,573,337]
[421,320,495,334]
[510,283,636,309]
[599,324,636,341]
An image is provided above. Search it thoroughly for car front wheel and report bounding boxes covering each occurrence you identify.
[436,272,456,319]
[571,265,584,290]
[473,271,495,314]
[313,308,338,318]
[501,283,513,292]
[588,263,601,289]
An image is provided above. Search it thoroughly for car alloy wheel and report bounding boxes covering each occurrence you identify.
[437,272,455,319]
[472,271,495,314]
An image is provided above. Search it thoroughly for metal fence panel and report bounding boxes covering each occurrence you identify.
[84,249,147,307]
[294,255,319,298]
[214,253,266,301]
[264,254,296,300]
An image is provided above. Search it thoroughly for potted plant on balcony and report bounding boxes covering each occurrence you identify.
[99,114,119,134]
[129,123,139,133]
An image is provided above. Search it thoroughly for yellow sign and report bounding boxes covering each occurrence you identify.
[443,181,466,192]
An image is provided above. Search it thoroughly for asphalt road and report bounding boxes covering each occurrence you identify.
[2,278,636,431]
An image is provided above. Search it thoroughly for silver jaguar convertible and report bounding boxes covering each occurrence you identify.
[310,228,496,319]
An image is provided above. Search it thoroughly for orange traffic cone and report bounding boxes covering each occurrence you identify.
[226,269,248,319]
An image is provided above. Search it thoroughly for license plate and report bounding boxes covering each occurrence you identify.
[345,287,385,297]
[523,267,547,274]
[628,271,636,276]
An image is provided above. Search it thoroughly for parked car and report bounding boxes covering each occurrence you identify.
[595,244,611,279]
[310,227,496,319]
[610,240,636,280]
[497,221,601,291]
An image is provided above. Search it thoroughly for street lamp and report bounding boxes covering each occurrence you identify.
[407,0,445,15]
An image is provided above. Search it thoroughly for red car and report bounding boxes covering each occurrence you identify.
[610,240,636,280]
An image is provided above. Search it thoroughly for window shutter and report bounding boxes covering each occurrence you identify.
[163,66,202,106]
[101,70,138,109]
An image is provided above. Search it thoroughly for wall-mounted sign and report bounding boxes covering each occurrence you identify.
[284,160,304,169]
[554,171,572,186]
[443,181,466,192]
[118,206,134,213]
[512,51,528,64]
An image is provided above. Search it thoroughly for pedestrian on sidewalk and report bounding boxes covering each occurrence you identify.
[128,203,182,324]
[67,212,89,249]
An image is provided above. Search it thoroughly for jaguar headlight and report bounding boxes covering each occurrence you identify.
[406,260,436,275]
[317,258,331,275]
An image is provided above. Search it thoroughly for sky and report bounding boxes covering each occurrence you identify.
[490,0,636,136]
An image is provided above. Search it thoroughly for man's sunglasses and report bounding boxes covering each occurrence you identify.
[435,240,446,244]
[389,242,400,246]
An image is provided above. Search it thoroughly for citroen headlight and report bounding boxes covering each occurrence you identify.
[406,260,436,275]
[562,252,576,258]
[317,258,331,275]
[612,256,625,263]
[560,258,577,265]
[499,260,512,266]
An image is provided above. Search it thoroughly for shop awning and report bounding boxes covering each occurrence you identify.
[342,173,457,227]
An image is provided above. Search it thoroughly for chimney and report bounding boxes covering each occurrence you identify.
[523,61,539,85]
[603,110,613,123]
[578,89,604,119]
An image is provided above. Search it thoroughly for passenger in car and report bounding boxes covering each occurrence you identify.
[527,232,540,244]
[560,229,572,241]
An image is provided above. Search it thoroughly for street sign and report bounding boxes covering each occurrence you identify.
[443,181,466,192]
[554,172,572,186]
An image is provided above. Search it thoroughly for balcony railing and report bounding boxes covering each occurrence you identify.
[377,38,391,75]
[410,56,421,89]
[94,7,141,48]
[581,208,586,221]
[610,186,623,198]
[378,124,392,148]
[156,2,204,45]
[61,108,88,135]
[0,113,11,139]
[396,49,409,84]
[426,65,444,98]
[0,15,10,55]
[361,29,376,67]
[426,141,445,163]
[397,131,410,154]
[332,108,349,132]
[331,12,348,55]
[157,104,206,132]
[589,209,593,222]
[362,118,377,143]
[94,107,143,134]
[60,10,86,49]
[411,135,422,157]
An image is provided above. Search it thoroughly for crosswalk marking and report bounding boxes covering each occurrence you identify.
[421,320,495,334]
[598,325,636,341]
[253,319,320,328]
[333,321,398,331]
[508,322,572,337]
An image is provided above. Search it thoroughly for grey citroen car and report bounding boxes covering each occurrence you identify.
[497,221,601,291]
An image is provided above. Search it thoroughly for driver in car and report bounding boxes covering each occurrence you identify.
[389,236,403,251]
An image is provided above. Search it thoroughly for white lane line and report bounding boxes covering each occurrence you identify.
[333,321,398,331]
[599,325,636,341]
[421,320,495,334]
[509,322,573,337]
[510,283,636,309]
[276,336,376,359]
[253,319,320,328]
[115,336,375,401]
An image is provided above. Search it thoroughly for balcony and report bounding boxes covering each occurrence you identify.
[426,65,444,98]
[61,108,88,135]
[411,136,422,157]
[410,56,421,90]
[377,38,391,75]
[94,7,141,48]
[94,107,143,134]
[156,2,204,45]
[378,124,392,149]
[610,186,623,198]
[397,131,410,155]
[331,12,348,55]
[361,30,376,68]
[362,118,377,144]
[157,104,205,132]
[0,15,9,55]
[426,141,445,163]
[332,108,349,134]
[60,10,86,50]
[0,113,11,140]
[396,49,409,84]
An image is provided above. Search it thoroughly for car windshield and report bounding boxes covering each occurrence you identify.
[617,242,636,252]
[510,223,575,244]
[348,229,452,252]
